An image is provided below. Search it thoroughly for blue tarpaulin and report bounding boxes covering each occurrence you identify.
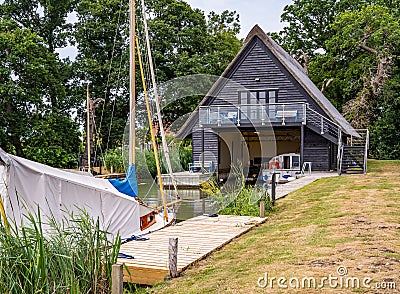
[108,164,138,197]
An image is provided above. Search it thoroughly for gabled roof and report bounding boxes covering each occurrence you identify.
[176,25,358,138]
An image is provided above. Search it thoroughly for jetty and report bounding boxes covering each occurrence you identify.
[161,171,213,189]
[117,214,266,285]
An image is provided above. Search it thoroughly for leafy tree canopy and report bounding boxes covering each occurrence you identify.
[0,0,242,166]
[276,0,400,159]
[0,18,80,166]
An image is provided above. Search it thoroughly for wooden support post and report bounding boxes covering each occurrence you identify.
[112,264,123,294]
[271,173,276,205]
[260,201,265,218]
[300,125,304,168]
[168,237,178,278]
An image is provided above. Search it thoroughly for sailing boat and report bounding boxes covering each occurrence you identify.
[0,0,175,238]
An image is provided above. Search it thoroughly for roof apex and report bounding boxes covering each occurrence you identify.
[244,24,266,45]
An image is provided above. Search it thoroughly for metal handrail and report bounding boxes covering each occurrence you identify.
[306,107,339,128]
[199,102,307,127]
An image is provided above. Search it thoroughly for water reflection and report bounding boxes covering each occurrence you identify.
[138,180,216,221]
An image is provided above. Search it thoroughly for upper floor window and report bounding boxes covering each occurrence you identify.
[238,89,278,105]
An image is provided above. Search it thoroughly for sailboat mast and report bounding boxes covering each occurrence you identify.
[129,0,136,165]
[86,85,91,172]
[140,0,179,198]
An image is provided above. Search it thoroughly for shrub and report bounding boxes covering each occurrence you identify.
[201,163,273,217]
[219,185,273,217]
[105,148,125,173]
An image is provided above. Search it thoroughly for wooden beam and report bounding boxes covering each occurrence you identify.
[123,265,168,285]
[112,264,123,294]
[300,125,304,167]
[156,199,182,211]
[260,202,265,218]
[168,237,178,278]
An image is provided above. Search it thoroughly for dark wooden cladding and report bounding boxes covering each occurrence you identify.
[191,127,203,163]
[192,125,218,170]
[209,39,328,119]
[303,128,330,171]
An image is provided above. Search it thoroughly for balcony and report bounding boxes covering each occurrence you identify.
[199,102,307,127]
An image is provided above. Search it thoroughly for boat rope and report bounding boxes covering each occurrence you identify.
[0,193,9,232]
[105,52,125,155]
[121,235,149,244]
[143,178,157,199]
[136,36,169,222]
[93,0,125,162]
[92,122,107,170]
[117,252,134,259]
[140,0,180,199]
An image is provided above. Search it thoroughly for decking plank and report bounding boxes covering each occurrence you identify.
[118,215,266,285]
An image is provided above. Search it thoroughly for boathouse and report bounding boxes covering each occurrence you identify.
[176,25,367,178]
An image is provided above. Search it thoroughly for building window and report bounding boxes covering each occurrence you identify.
[238,89,278,105]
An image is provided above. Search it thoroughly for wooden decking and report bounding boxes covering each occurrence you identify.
[118,215,266,285]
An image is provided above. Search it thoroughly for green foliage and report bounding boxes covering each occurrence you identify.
[0,207,121,293]
[201,163,272,217]
[137,143,192,178]
[201,177,272,217]
[177,142,192,173]
[277,0,400,159]
[23,114,80,168]
[0,8,81,166]
[105,148,125,173]
[106,141,192,178]
[369,93,400,159]
[220,186,272,217]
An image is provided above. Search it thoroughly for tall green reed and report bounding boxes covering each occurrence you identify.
[0,206,121,294]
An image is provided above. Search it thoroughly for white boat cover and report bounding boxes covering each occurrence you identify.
[0,148,140,239]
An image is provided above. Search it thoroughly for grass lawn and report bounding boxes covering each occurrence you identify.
[147,160,400,293]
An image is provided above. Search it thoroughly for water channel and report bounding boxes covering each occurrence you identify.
[137,180,216,221]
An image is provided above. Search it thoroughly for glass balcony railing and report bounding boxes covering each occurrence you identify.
[199,103,307,126]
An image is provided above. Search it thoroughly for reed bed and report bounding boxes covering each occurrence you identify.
[0,207,121,294]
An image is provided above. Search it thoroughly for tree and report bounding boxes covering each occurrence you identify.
[1,0,76,52]
[0,19,80,166]
[275,0,400,159]
[325,5,400,128]
[72,0,131,157]
[72,0,241,153]
[276,0,400,59]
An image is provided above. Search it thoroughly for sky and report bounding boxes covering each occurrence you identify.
[56,0,293,59]
[185,0,293,38]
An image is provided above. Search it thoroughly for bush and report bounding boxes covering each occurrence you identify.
[201,164,273,217]
[219,185,273,217]
[104,148,125,173]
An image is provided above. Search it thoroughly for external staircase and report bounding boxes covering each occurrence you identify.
[339,129,369,175]
[304,107,369,175]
